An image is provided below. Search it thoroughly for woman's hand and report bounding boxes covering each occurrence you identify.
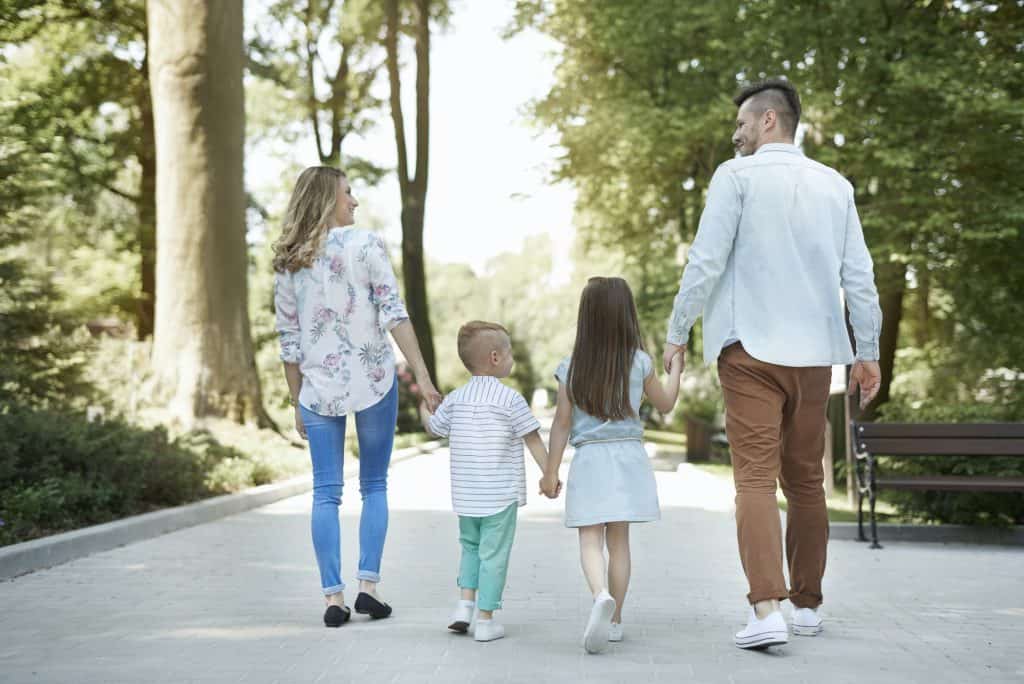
[294,404,307,440]
[418,376,443,413]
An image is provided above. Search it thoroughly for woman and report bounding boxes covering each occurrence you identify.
[273,166,442,627]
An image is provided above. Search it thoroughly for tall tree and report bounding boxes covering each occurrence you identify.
[517,0,1024,414]
[0,0,156,337]
[248,0,387,180]
[147,0,267,425]
[384,0,443,381]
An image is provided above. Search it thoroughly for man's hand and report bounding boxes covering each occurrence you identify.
[663,342,684,374]
[294,404,307,440]
[848,360,882,409]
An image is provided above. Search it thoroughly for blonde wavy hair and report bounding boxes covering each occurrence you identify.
[272,166,346,273]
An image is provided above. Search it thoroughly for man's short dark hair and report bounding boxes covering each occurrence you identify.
[734,78,801,137]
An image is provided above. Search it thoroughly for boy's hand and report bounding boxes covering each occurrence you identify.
[539,474,562,499]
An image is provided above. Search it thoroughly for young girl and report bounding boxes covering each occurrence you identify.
[541,276,683,654]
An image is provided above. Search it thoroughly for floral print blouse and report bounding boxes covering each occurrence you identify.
[274,227,409,416]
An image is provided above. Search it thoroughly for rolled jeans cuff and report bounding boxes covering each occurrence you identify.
[356,570,381,583]
[322,581,346,596]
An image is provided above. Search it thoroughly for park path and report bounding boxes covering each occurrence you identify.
[1,437,1022,683]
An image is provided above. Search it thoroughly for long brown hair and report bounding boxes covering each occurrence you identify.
[272,166,345,273]
[566,277,645,421]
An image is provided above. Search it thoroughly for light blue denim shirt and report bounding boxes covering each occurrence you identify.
[667,143,882,367]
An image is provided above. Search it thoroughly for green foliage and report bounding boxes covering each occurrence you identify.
[0,407,208,545]
[516,0,1024,395]
[0,221,95,409]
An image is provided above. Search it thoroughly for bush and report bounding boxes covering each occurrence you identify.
[874,399,1024,526]
[0,407,211,545]
[0,406,311,546]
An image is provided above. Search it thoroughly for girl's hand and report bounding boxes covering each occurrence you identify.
[669,348,686,376]
[294,405,307,440]
[540,474,562,499]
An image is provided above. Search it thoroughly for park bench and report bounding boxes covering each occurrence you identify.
[851,422,1024,548]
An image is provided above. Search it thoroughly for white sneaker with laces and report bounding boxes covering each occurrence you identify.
[734,608,788,649]
[448,599,474,633]
[791,606,823,636]
[608,622,623,642]
[473,618,505,642]
[583,590,616,654]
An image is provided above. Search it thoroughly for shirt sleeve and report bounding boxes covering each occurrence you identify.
[509,392,541,438]
[427,395,453,438]
[637,350,653,380]
[666,164,742,346]
[554,357,570,385]
[274,271,302,364]
[366,233,410,331]
[840,192,883,361]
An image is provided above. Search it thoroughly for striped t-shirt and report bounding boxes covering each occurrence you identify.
[428,375,541,517]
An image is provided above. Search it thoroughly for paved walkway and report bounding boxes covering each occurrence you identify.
[2,443,1022,683]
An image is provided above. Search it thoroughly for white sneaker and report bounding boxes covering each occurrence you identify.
[473,618,505,642]
[734,608,788,649]
[608,622,623,642]
[448,599,474,633]
[791,606,823,636]
[583,590,616,654]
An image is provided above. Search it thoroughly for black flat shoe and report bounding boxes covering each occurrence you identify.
[324,604,351,627]
[354,592,393,619]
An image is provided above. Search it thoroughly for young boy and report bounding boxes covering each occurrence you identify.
[420,321,556,642]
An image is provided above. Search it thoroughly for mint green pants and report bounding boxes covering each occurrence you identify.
[457,503,518,611]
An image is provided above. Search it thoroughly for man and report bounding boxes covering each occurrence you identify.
[663,78,882,649]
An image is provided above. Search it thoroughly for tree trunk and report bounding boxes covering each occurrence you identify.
[136,52,156,340]
[385,0,437,383]
[864,260,906,418]
[147,0,268,426]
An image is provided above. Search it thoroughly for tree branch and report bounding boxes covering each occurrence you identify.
[305,0,327,162]
[413,0,430,192]
[385,0,410,198]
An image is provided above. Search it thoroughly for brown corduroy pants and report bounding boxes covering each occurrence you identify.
[716,343,832,608]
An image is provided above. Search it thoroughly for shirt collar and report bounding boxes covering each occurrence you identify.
[469,375,500,383]
[755,142,803,156]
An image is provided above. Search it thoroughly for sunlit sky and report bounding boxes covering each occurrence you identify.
[247,1,577,276]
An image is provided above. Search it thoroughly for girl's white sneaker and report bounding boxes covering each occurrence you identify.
[583,590,616,654]
[608,622,623,642]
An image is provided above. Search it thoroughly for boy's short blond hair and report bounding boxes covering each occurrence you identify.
[457,321,511,372]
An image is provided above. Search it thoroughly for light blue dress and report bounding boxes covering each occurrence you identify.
[555,351,661,528]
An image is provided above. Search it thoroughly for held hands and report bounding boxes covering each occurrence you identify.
[539,474,562,499]
[848,360,882,410]
[663,343,686,376]
[417,376,443,413]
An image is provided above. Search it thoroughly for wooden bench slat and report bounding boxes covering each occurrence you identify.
[856,437,1024,456]
[876,476,1024,492]
[854,423,1024,439]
